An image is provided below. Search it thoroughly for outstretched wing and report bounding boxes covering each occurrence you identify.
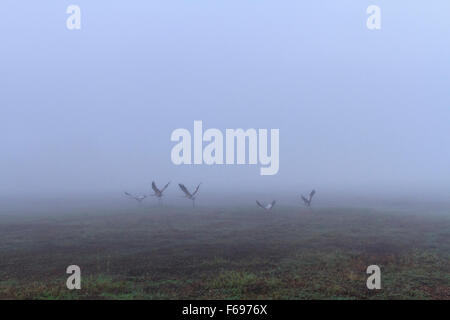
[309,189,316,201]
[192,183,201,196]
[124,192,138,201]
[161,182,170,192]
[256,201,265,209]
[270,200,276,209]
[301,195,308,204]
[178,184,192,197]
[151,181,160,193]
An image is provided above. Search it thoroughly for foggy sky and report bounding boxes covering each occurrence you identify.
[1,1,450,200]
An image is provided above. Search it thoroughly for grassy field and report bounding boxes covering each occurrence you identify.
[0,205,449,299]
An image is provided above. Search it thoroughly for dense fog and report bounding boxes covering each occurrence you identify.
[1,1,449,209]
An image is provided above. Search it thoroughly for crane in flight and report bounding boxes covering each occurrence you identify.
[178,183,201,208]
[124,192,147,204]
[256,200,276,211]
[151,181,170,205]
[301,189,316,208]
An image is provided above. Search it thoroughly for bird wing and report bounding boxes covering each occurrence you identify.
[178,184,192,197]
[256,201,265,209]
[161,182,170,192]
[309,189,316,201]
[270,200,276,209]
[192,183,201,196]
[301,195,308,204]
[151,181,160,193]
[125,192,139,201]
[124,192,134,199]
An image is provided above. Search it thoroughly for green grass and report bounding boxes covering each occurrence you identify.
[0,206,449,299]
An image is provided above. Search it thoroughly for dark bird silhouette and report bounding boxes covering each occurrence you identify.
[256,200,276,211]
[124,192,147,204]
[178,183,201,207]
[151,181,170,205]
[301,189,316,207]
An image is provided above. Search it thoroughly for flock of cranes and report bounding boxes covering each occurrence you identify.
[125,182,316,210]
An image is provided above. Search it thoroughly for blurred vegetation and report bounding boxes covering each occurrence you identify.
[0,206,449,299]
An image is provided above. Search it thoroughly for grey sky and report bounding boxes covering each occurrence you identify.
[1,1,449,199]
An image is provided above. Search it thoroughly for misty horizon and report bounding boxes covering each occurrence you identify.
[2,1,450,201]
